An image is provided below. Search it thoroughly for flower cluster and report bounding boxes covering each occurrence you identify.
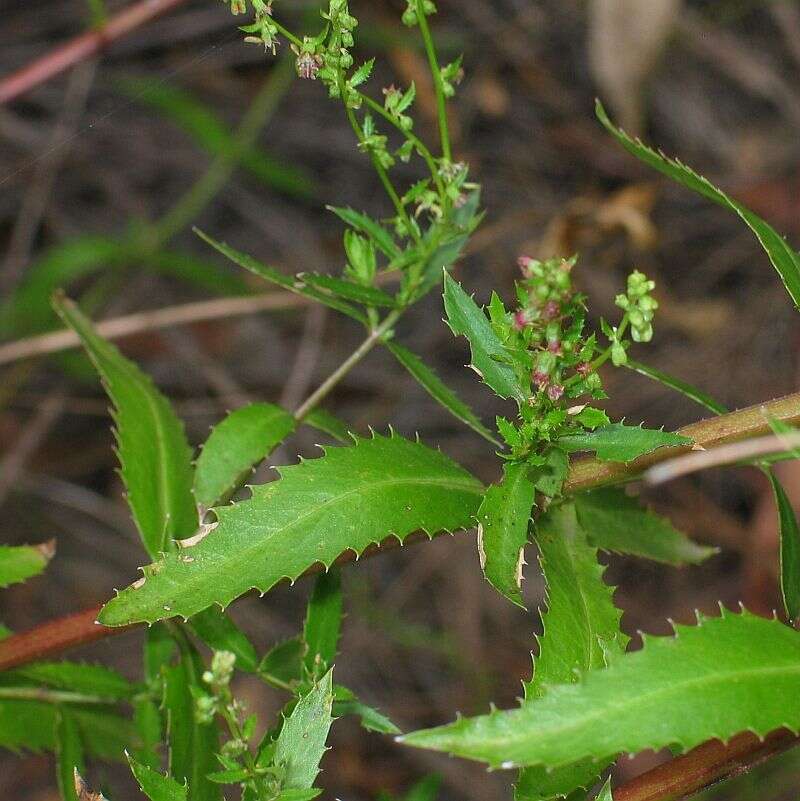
[401,0,437,27]
[615,269,658,343]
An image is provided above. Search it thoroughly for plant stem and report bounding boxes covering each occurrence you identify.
[293,308,402,422]
[415,2,451,161]
[0,686,113,705]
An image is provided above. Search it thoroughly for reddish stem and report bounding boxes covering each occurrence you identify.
[0,0,190,105]
[615,729,800,801]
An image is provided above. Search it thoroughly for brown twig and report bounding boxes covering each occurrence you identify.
[0,0,190,105]
[1,392,800,800]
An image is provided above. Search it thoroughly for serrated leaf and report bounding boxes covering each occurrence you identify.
[575,488,716,566]
[188,607,259,673]
[442,273,525,402]
[517,504,625,801]
[476,462,535,608]
[556,422,692,463]
[128,754,188,801]
[56,709,85,801]
[298,273,397,308]
[54,295,198,558]
[350,58,375,88]
[303,570,342,678]
[387,342,499,445]
[596,100,800,310]
[163,638,220,801]
[326,206,401,259]
[99,434,483,625]
[274,669,334,790]
[194,403,295,509]
[196,231,367,324]
[0,542,54,588]
[767,472,800,623]
[401,609,800,769]
[5,661,134,701]
[625,360,728,416]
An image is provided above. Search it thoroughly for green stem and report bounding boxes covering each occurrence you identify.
[293,308,403,422]
[152,58,294,245]
[415,2,451,161]
[0,686,113,705]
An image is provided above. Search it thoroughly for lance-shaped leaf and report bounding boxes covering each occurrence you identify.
[304,570,342,678]
[274,669,334,791]
[767,472,800,624]
[128,754,188,801]
[387,342,499,445]
[297,274,397,308]
[196,231,367,324]
[625,360,728,416]
[5,661,134,701]
[0,541,54,588]
[188,607,259,673]
[516,504,625,800]
[99,434,483,625]
[574,488,716,566]
[595,778,613,801]
[333,694,400,735]
[400,609,800,769]
[54,295,197,558]
[327,206,400,260]
[442,273,525,402]
[260,638,305,689]
[163,638,220,801]
[0,701,134,759]
[194,403,295,510]
[597,101,800,309]
[556,422,691,463]
[476,462,535,608]
[303,409,351,443]
[56,709,85,801]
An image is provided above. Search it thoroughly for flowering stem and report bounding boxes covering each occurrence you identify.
[415,2,452,162]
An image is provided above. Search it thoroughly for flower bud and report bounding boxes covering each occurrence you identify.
[547,384,564,402]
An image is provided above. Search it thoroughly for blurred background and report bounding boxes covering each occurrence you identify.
[1,0,800,798]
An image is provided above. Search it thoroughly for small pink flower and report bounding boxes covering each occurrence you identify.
[547,339,562,355]
[512,309,530,331]
[532,370,549,390]
[292,47,323,79]
[517,256,534,277]
[547,384,564,402]
[576,362,591,377]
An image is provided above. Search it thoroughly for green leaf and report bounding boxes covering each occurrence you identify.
[595,778,613,801]
[333,696,400,735]
[767,472,800,623]
[476,462,535,608]
[304,570,342,677]
[518,504,625,801]
[442,273,525,402]
[404,775,441,801]
[259,637,304,689]
[556,422,692,463]
[274,669,334,791]
[99,434,483,625]
[625,360,728,416]
[7,662,134,701]
[303,409,351,442]
[54,294,198,558]
[117,77,315,198]
[163,638,220,801]
[0,702,134,760]
[188,607,259,673]
[327,206,401,260]
[417,234,471,298]
[195,230,367,324]
[0,542,54,588]
[129,754,188,801]
[298,273,397,308]
[194,403,295,509]
[400,609,800,769]
[132,696,162,771]
[350,59,375,88]
[596,100,800,310]
[56,709,85,801]
[387,342,499,445]
[574,488,716,566]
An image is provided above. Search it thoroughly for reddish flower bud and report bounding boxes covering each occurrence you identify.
[576,362,592,377]
[517,255,534,277]
[547,384,564,402]
[542,300,560,321]
[532,370,549,390]
[512,309,530,331]
[547,339,562,355]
